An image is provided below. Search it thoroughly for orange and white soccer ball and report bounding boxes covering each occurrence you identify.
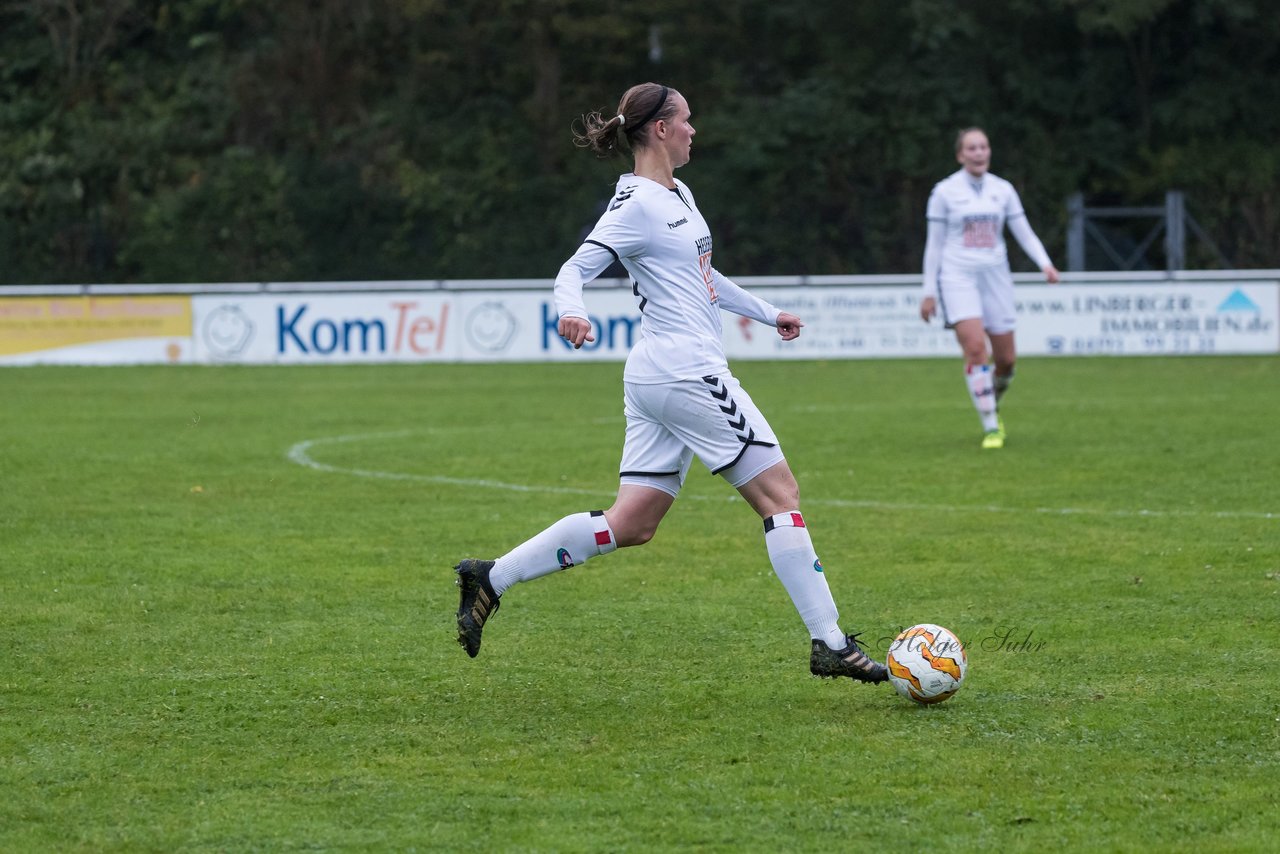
[886,624,968,704]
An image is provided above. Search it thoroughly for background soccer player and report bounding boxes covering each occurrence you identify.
[919,127,1060,449]
[454,82,887,685]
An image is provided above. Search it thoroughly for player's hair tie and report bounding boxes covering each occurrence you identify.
[624,85,668,135]
[616,114,626,127]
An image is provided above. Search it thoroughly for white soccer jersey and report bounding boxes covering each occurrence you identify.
[555,174,780,384]
[926,169,1050,271]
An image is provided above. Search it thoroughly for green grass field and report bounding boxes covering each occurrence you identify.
[2,356,1278,852]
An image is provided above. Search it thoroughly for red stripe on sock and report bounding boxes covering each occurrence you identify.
[791,512,805,528]
[595,531,612,546]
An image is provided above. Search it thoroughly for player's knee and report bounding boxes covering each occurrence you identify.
[615,521,658,548]
[604,508,659,547]
[629,526,658,547]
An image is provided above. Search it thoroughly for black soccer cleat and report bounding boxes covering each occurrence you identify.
[455,559,499,658]
[810,633,889,684]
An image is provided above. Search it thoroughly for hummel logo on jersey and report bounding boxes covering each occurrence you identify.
[667,217,688,229]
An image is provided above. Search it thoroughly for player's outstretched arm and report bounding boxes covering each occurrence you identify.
[776,312,803,340]
[1007,214,1055,279]
[712,270,780,326]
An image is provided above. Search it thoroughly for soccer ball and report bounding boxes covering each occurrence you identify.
[886,624,968,704]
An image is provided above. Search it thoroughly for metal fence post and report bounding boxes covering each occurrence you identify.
[1067,192,1085,272]
[1165,190,1185,273]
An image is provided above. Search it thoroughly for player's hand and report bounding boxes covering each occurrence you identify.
[558,316,595,349]
[1044,265,1061,284]
[776,312,804,340]
[920,296,938,323]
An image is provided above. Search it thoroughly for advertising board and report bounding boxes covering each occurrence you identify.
[0,296,191,365]
[186,281,1279,364]
[2,278,1274,365]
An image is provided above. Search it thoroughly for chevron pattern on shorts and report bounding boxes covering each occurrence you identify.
[702,375,761,445]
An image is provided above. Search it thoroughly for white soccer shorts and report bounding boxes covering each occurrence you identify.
[937,264,1017,333]
[619,373,782,491]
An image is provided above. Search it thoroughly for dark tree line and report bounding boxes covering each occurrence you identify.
[2,0,1276,285]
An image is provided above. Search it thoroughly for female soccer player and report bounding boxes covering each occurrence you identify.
[454,82,886,685]
[920,127,1060,449]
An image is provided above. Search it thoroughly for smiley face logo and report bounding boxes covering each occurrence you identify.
[465,302,518,353]
[203,305,254,358]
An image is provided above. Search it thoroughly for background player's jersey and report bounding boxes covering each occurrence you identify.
[926,169,1026,270]
[555,174,778,384]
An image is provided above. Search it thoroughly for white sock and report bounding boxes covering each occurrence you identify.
[488,511,617,596]
[763,511,846,649]
[965,364,999,431]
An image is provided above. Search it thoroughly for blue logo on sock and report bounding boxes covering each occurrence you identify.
[557,548,575,569]
[813,559,824,573]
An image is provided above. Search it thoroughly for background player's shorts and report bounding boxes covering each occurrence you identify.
[937,264,1017,333]
[619,373,781,492]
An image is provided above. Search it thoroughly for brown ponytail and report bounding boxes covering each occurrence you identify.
[573,82,678,157]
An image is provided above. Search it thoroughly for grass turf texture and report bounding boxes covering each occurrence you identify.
[2,356,1278,852]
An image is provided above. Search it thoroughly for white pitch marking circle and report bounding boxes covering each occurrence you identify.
[287,432,1279,520]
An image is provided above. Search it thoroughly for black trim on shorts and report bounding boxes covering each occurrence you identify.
[619,469,681,478]
[710,438,777,476]
[938,284,954,329]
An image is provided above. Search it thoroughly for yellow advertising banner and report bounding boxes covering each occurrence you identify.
[0,295,192,359]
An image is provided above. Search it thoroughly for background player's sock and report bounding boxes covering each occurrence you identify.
[994,368,1015,404]
[966,364,999,432]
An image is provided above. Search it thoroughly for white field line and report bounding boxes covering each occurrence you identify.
[287,432,613,498]
[286,432,1279,521]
